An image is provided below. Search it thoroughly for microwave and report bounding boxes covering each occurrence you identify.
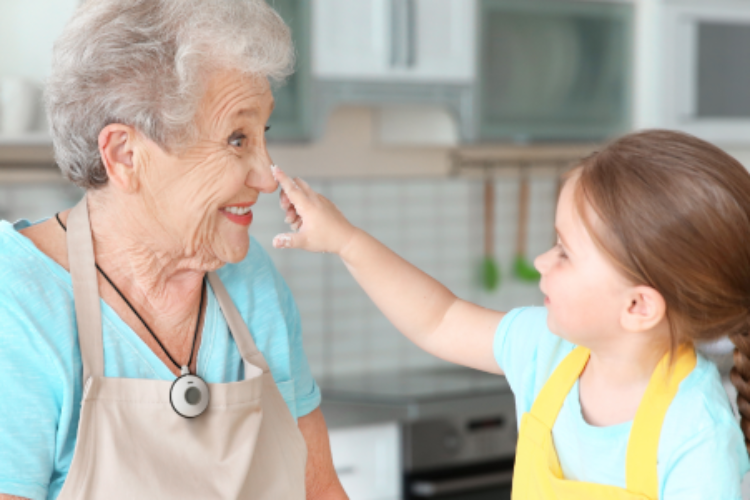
[658,1,750,144]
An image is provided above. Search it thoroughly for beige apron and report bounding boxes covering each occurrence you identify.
[57,198,307,499]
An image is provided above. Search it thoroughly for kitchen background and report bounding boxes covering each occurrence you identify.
[1,0,749,498]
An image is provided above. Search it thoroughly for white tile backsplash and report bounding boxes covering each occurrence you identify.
[1,175,551,379]
[249,176,549,378]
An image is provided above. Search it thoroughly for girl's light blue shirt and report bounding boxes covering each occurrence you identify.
[495,306,750,499]
[0,220,321,500]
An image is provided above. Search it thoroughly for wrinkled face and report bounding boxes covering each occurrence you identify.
[534,176,634,348]
[135,70,277,267]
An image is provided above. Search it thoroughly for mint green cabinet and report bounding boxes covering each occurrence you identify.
[477,0,634,143]
[266,0,312,142]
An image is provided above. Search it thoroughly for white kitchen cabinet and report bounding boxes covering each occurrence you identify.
[328,422,401,500]
[0,0,79,144]
[312,0,389,80]
[312,0,476,83]
[633,0,750,145]
[0,0,79,84]
[409,0,476,82]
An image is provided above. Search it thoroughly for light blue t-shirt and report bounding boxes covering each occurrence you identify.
[495,307,750,499]
[0,220,321,500]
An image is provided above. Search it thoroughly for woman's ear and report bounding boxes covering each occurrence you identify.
[620,285,666,333]
[98,124,140,193]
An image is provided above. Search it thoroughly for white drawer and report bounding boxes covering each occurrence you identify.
[329,422,401,500]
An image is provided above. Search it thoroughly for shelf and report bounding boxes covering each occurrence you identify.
[0,167,65,184]
[451,143,601,177]
[0,140,55,168]
[0,132,53,147]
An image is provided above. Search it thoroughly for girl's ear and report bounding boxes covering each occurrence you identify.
[621,286,666,333]
[98,123,141,193]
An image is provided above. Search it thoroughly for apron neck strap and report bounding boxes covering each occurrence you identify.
[626,344,696,498]
[530,343,697,500]
[67,197,105,382]
[529,346,590,429]
[67,197,272,381]
[207,272,270,372]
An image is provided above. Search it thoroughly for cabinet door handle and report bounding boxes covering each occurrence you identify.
[410,470,513,497]
[406,0,417,67]
[390,0,403,67]
[390,0,416,68]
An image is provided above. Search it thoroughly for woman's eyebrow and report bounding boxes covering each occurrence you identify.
[234,100,274,119]
[235,108,258,118]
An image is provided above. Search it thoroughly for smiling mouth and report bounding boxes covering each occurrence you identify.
[220,203,255,226]
[221,205,253,216]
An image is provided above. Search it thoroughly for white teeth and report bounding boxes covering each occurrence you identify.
[224,206,252,215]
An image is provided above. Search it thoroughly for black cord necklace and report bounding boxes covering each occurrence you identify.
[56,213,205,373]
[57,211,211,417]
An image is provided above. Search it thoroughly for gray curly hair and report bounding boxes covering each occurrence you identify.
[45,0,294,189]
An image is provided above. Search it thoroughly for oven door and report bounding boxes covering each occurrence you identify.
[404,458,514,500]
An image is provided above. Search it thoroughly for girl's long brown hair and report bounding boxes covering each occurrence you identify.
[573,130,750,454]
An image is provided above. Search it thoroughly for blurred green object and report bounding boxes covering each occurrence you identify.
[482,255,501,292]
[481,179,501,292]
[514,254,540,282]
[514,170,540,283]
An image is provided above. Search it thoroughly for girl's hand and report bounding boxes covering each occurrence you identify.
[271,166,357,254]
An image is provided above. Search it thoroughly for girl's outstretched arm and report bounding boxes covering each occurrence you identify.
[272,167,504,375]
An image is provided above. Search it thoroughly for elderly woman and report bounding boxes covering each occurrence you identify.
[0,1,347,499]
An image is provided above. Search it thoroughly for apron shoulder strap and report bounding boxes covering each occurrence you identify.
[67,197,105,383]
[207,272,270,372]
[626,344,697,499]
[530,346,590,428]
[68,196,272,380]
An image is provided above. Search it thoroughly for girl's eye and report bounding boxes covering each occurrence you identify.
[265,125,271,132]
[555,243,568,259]
[229,133,246,148]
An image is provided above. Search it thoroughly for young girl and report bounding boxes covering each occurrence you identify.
[271,130,750,499]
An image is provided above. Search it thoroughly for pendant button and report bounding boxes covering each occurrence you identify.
[170,373,210,418]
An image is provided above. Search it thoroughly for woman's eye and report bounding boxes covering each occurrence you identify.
[229,133,246,148]
[265,125,271,132]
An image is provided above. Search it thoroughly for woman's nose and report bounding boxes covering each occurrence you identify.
[246,152,278,194]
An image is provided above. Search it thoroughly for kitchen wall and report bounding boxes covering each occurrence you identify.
[0,0,78,84]
[250,174,556,379]
[0,168,557,379]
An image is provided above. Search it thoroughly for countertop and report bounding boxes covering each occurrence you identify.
[319,366,513,429]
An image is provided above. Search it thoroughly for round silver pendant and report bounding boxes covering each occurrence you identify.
[170,372,210,418]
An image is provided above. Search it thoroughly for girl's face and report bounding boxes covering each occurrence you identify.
[534,176,635,349]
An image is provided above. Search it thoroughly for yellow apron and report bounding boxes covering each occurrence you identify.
[512,344,696,500]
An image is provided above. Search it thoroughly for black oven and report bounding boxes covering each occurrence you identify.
[321,366,518,500]
[401,398,517,500]
[405,458,514,499]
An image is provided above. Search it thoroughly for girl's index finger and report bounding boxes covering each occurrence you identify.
[272,166,307,206]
